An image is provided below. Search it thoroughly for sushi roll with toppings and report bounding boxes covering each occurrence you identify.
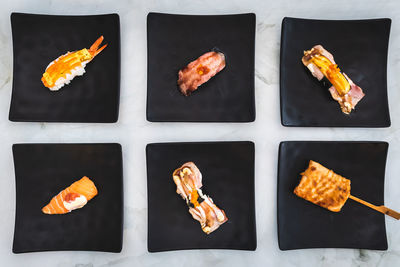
[302,45,365,114]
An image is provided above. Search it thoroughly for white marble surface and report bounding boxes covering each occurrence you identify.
[0,0,400,266]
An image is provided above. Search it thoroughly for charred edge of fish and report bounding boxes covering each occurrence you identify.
[179,86,193,96]
[211,47,226,60]
[211,47,222,53]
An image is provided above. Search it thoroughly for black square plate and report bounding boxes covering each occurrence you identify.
[280,17,391,127]
[278,141,388,250]
[146,13,256,122]
[146,141,256,252]
[12,143,123,253]
[10,13,120,122]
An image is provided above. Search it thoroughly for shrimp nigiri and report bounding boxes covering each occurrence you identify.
[41,36,107,91]
[42,176,98,215]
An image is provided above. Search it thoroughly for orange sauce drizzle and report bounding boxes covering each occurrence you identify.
[196,65,210,76]
[190,190,200,207]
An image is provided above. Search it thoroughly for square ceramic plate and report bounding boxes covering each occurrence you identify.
[146,13,256,122]
[280,17,391,127]
[12,144,123,253]
[146,141,256,252]
[9,13,120,122]
[278,141,388,250]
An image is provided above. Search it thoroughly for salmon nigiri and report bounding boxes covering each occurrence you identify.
[42,176,98,215]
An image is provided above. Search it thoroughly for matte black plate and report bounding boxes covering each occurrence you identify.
[146,13,256,122]
[10,13,120,122]
[278,141,388,250]
[146,142,256,252]
[280,17,391,127]
[12,144,123,253]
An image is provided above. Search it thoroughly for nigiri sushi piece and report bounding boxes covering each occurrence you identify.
[294,160,351,212]
[41,36,107,91]
[173,162,228,234]
[177,50,226,96]
[42,176,98,215]
[302,45,365,114]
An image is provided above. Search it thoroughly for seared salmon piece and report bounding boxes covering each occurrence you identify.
[294,160,351,212]
[42,176,98,215]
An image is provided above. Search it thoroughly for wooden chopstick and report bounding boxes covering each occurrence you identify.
[349,195,400,220]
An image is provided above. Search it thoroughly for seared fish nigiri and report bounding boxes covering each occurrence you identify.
[294,160,351,212]
[302,45,365,114]
[41,36,107,91]
[173,162,228,234]
[42,176,98,214]
[178,50,226,96]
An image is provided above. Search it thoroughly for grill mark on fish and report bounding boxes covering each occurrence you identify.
[294,160,351,212]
